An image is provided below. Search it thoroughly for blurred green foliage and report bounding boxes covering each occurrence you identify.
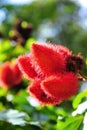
[0,0,87,58]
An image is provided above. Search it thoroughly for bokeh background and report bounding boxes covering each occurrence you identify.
[0,0,87,130]
[0,0,87,58]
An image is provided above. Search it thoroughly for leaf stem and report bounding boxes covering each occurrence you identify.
[78,71,87,81]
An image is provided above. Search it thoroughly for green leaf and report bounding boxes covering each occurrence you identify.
[86,58,87,67]
[0,53,7,62]
[0,120,41,130]
[57,108,67,117]
[72,100,87,116]
[0,103,5,111]
[13,89,29,105]
[12,45,25,57]
[73,90,87,109]
[25,38,36,51]
[0,40,12,53]
[57,115,83,130]
[0,87,7,96]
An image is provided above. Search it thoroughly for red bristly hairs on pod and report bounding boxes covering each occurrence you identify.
[0,61,22,88]
[18,42,85,105]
